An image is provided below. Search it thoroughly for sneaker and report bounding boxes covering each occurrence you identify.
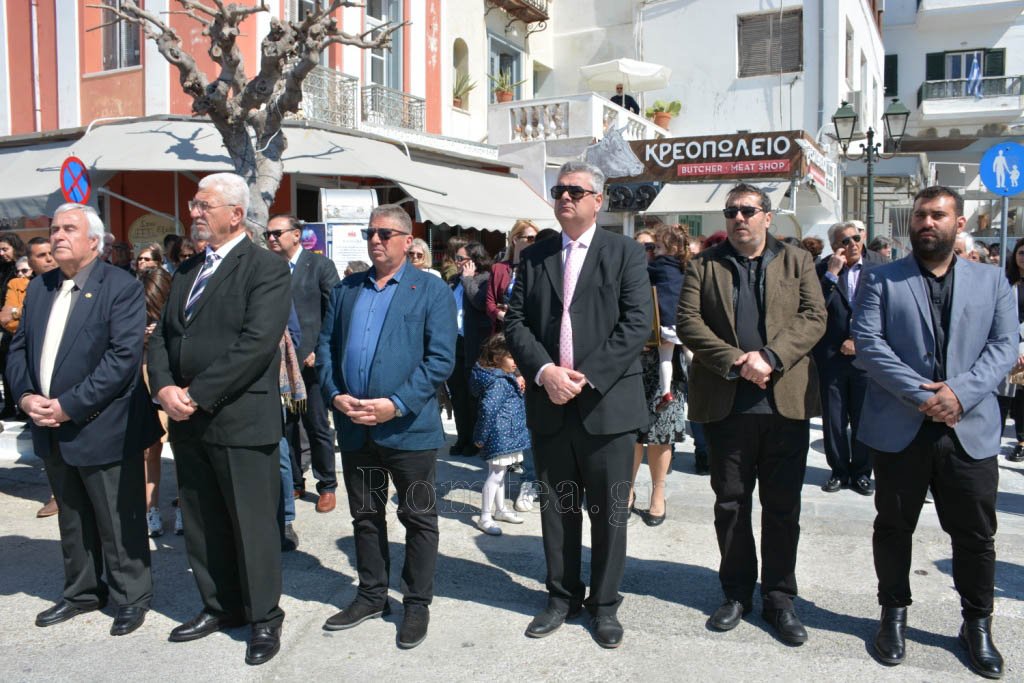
[514,482,537,513]
[477,518,502,535]
[174,507,184,535]
[493,509,524,524]
[146,507,163,538]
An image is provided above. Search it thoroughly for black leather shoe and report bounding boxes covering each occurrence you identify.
[1009,443,1024,463]
[590,615,624,649]
[110,606,147,636]
[821,477,843,493]
[763,607,808,645]
[694,450,710,476]
[707,599,750,631]
[35,599,105,627]
[874,606,907,665]
[169,611,244,642]
[852,476,875,496]
[397,605,429,649]
[323,600,390,631]
[245,624,281,666]
[960,617,1004,679]
[281,523,299,552]
[643,502,666,527]
[525,603,582,638]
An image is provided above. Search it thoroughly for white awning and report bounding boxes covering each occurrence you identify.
[0,118,556,231]
[646,181,792,214]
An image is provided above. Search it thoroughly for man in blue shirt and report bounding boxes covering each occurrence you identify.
[316,204,456,650]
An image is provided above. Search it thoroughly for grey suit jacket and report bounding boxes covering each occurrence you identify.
[290,248,340,361]
[852,255,1017,458]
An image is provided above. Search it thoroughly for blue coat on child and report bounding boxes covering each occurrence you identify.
[470,363,530,459]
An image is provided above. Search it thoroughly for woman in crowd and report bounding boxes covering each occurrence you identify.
[486,219,539,334]
[168,237,197,271]
[440,236,468,282]
[1000,237,1024,463]
[408,237,442,277]
[0,232,25,419]
[138,268,178,536]
[446,239,477,455]
[136,243,164,273]
[448,241,492,456]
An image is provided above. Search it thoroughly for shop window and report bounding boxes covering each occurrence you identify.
[489,34,524,102]
[101,0,141,71]
[737,9,802,78]
[453,38,470,108]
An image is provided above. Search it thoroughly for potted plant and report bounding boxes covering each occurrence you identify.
[645,100,681,128]
[453,72,476,109]
[488,70,526,103]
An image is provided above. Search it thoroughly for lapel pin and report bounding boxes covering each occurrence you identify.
[411,285,417,290]
[84,293,93,299]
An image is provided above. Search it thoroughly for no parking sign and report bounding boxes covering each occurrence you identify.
[60,156,91,204]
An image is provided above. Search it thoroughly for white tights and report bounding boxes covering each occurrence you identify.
[480,462,509,522]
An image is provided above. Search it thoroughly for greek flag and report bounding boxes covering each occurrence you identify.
[966,58,983,99]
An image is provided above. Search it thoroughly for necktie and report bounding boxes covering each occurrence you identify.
[289,261,295,274]
[185,253,220,320]
[559,240,582,369]
[39,279,76,398]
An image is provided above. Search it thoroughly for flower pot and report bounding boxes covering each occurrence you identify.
[653,112,673,129]
[453,97,463,109]
[495,90,514,103]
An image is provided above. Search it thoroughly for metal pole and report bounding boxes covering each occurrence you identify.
[1001,195,1009,268]
[866,127,875,243]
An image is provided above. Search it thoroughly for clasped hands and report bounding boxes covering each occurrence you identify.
[20,394,70,428]
[918,381,962,427]
[333,394,396,425]
[156,385,196,422]
[540,365,586,405]
[733,351,773,389]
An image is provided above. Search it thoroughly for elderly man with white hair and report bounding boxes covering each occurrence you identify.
[148,173,292,666]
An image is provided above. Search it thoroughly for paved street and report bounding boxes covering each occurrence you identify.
[2,416,1023,682]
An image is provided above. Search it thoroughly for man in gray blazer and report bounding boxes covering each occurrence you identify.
[852,186,1016,679]
[267,215,340,512]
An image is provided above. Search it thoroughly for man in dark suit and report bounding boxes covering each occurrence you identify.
[8,203,157,637]
[814,221,876,495]
[148,173,291,666]
[266,214,340,512]
[677,183,826,645]
[504,161,652,649]
[316,204,455,650]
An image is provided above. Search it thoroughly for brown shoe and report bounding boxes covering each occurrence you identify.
[315,491,336,513]
[36,497,58,518]
[293,488,304,500]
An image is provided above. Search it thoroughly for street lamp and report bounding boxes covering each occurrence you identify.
[832,97,910,241]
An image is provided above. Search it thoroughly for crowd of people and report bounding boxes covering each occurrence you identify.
[7,166,1019,679]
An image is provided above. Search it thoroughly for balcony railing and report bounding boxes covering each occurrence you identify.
[294,65,358,129]
[487,0,549,23]
[488,93,669,146]
[918,76,1023,106]
[361,84,426,131]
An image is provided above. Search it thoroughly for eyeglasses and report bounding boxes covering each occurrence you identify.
[409,252,425,258]
[454,255,469,263]
[16,268,31,276]
[643,243,656,252]
[516,234,537,243]
[188,200,236,213]
[264,229,296,240]
[361,227,409,241]
[841,234,862,246]
[550,185,599,201]
[137,256,154,262]
[722,206,766,219]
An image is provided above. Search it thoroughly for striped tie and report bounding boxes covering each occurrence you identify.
[185,253,219,320]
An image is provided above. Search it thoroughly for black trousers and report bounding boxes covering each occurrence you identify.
[286,365,338,493]
[533,405,634,617]
[704,413,809,610]
[341,441,438,606]
[173,439,284,628]
[43,445,152,609]
[998,393,1024,442]
[819,360,871,483]
[447,336,477,453]
[872,422,998,619]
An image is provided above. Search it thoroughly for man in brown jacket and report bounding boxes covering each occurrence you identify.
[677,183,826,645]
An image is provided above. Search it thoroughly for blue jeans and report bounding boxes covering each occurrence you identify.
[278,435,295,527]
[690,421,707,454]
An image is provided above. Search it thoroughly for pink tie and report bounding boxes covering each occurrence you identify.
[559,240,581,369]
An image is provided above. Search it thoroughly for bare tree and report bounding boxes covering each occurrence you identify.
[91,0,403,240]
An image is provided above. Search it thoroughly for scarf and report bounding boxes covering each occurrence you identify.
[279,331,306,414]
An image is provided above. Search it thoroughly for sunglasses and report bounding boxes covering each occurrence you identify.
[16,268,31,276]
[137,256,154,262]
[550,185,599,201]
[516,234,537,243]
[722,206,766,219]
[179,251,195,259]
[409,252,425,258]
[361,227,409,241]
[454,255,469,263]
[841,234,862,246]
[265,228,297,240]
[643,243,656,252]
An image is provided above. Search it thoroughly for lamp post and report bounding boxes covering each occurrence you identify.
[832,98,910,241]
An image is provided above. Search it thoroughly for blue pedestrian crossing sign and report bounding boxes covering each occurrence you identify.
[980,142,1024,197]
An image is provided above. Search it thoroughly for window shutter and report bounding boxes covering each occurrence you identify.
[285,0,299,21]
[984,49,1005,77]
[884,54,898,97]
[925,52,945,80]
[738,10,802,77]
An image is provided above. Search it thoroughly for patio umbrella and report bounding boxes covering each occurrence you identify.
[579,57,672,93]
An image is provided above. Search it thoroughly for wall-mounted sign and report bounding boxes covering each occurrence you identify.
[128,213,179,249]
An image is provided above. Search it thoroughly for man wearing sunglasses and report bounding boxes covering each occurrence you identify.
[266,215,340,513]
[678,182,825,645]
[813,222,877,498]
[316,204,455,650]
[505,161,652,649]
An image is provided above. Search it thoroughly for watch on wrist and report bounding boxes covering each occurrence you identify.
[10,307,20,320]
[392,400,403,418]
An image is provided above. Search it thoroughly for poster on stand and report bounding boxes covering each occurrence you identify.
[300,223,327,257]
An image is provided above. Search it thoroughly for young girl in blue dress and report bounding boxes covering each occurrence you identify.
[471,334,530,535]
